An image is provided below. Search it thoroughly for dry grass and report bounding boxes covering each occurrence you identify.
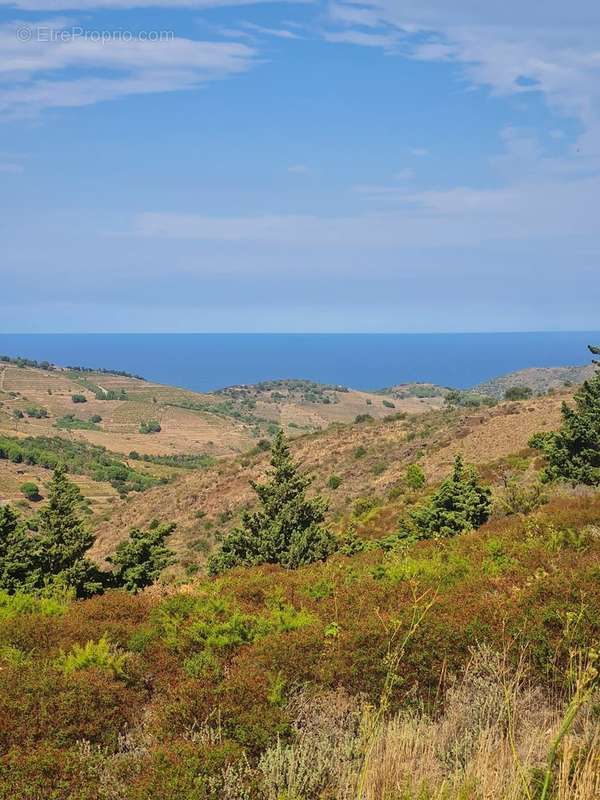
[255,645,600,800]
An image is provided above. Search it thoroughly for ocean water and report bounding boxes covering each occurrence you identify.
[0,333,598,393]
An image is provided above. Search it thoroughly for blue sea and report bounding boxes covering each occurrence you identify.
[0,333,598,393]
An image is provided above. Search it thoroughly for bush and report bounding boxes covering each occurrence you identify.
[56,636,128,680]
[382,400,395,409]
[328,475,342,490]
[20,482,40,501]
[504,386,533,401]
[405,463,426,490]
[139,420,161,434]
[90,415,102,424]
[25,406,49,419]
[71,394,87,404]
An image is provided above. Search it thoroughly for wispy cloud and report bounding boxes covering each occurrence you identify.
[287,164,310,174]
[131,168,600,247]
[0,20,256,115]
[0,0,306,10]
[241,21,301,40]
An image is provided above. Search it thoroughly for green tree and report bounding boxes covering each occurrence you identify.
[108,522,176,592]
[532,346,600,485]
[36,467,103,597]
[0,505,39,593]
[208,431,337,574]
[402,455,491,539]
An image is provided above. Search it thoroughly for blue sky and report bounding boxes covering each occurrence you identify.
[1,0,599,332]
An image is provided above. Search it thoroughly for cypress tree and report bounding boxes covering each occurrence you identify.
[108,522,176,592]
[208,431,337,574]
[36,466,103,596]
[0,505,39,593]
[536,346,600,485]
[405,455,491,539]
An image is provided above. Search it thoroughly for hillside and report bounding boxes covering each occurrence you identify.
[2,375,599,799]
[92,389,568,565]
[0,359,442,515]
[473,363,595,399]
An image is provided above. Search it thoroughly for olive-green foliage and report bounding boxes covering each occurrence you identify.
[401,455,491,539]
[108,523,176,593]
[531,347,600,486]
[139,420,162,434]
[505,386,533,401]
[405,463,426,490]
[71,394,87,404]
[25,405,49,419]
[208,432,337,574]
[328,475,342,490]
[0,433,162,494]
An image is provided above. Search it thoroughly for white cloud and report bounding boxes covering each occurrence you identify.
[0,0,304,9]
[322,29,399,49]
[241,22,301,40]
[131,170,600,247]
[0,20,256,114]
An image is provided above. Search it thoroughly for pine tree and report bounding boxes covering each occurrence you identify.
[108,522,176,592]
[404,455,491,539]
[36,466,103,597]
[0,505,39,593]
[536,346,600,485]
[208,431,337,574]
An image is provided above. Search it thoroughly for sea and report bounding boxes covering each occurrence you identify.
[0,333,598,393]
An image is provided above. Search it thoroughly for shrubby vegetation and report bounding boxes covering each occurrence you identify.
[0,434,164,494]
[25,405,49,419]
[505,385,533,401]
[139,420,162,434]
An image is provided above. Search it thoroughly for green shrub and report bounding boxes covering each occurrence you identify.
[20,482,40,501]
[71,394,87,404]
[382,399,395,409]
[354,446,367,459]
[25,406,49,419]
[56,636,128,680]
[504,386,533,401]
[328,475,342,490]
[405,464,426,490]
[139,420,161,434]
